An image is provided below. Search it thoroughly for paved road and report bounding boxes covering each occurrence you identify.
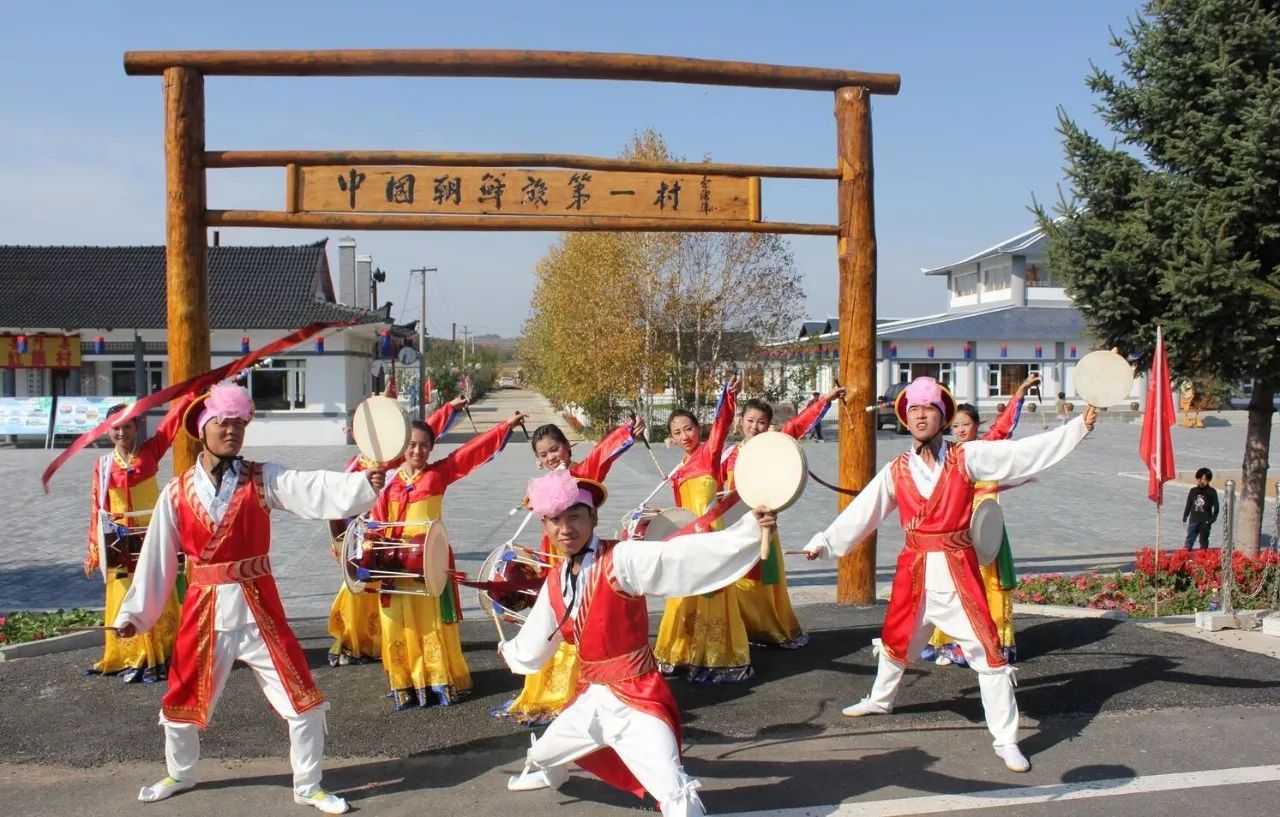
[1,392,1275,615]
[2,606,1279,816]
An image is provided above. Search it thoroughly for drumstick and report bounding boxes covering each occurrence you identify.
[635,433,669,480]
[463,406,480,435]
[782,549,811,556]
[488,606,507,642]
[56,625,119,633]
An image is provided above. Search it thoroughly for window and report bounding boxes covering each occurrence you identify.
[988,363,1041,397]
[1024,263,1058,288]
[110,361,163,396]
[246,359,306,410]
[899,362,952,388]
[983,264,1011,293]
[953,272,978,298]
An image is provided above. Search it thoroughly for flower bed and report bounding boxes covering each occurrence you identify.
[0,609,103,646]
[1015,548,1280,617]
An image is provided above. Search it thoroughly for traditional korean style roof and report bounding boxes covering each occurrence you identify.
[921,223,1048,276]
[0,241,390,330]
[875,305,1088,341]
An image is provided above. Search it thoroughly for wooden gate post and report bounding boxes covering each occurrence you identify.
[164,67,210,473]
[835,86,877,604]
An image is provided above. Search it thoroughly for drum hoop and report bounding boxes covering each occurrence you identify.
[351,395,410,465]
[1074,350,1135,407]
[339,518,369,594]
[734,431,808,511]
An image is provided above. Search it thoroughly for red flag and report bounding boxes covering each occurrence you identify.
[1138,326,1177,503]
[423,378,434,405]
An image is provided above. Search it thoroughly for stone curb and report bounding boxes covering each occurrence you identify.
[0,630,99,662]
[1011,602,1129,620]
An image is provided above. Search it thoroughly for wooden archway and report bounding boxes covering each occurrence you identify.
[125,49,900,604]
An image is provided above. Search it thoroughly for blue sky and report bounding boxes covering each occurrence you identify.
[0,1,1134,337]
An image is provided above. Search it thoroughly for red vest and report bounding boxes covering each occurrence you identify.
[545,540,681,801]
[162,462,323,727]
[878,445,1006,666]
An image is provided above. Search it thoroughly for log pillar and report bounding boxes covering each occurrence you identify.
[835,86,877,604]
[164,67,209,473]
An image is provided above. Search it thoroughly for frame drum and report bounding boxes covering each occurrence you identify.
[733,431,808,560]
[641,507,698,541]
[1073,350,1135,408]
[970,499,1005,566]
[352,395,410,465]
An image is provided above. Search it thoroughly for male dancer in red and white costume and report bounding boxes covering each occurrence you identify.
[115,382,384,813]
[499,468,776,817]
[804,377,1096,773]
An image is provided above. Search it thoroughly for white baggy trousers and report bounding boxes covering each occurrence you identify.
[526,685,704,817]
[159,624,328,795]
[865,588,1020,747]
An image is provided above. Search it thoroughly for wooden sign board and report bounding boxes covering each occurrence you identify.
[293,166,759,221]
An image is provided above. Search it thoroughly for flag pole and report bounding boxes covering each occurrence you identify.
[1153,324,1162,618]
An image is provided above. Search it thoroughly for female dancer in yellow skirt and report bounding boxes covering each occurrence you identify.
[373,408,527,709]
[722,386,845,648]
[325,396,464,666]
[492,417,644,726]
[926,374,1039,666]
[654,375,750,684]
[84,399,190,682]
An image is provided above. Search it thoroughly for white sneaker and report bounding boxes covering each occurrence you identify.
[935,654,953,666]
[841,698,892,717]
[138,776,195,803]
[507,763,569,792]
[293,790,350,814]
[994,744,1031,773]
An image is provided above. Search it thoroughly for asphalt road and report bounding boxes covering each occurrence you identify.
[3,604,1279,816]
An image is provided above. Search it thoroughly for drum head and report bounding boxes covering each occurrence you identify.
[420,521,451,598]
[734,431,808,512]
[1074,350,1134,408]
[96,510,112,584]
[643,508,698,542]
[618,507,658,540]
[351,395,410,465]
[339,519,369,594]
[970,499,1005,566]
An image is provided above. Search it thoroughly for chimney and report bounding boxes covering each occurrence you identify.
[337,237,357,306]
[357,255,373,312]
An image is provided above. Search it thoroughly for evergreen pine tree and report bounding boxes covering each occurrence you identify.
[1035,0,1280,553]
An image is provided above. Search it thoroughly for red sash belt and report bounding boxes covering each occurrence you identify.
[580,644,657,685]
[188,555,272,586]
[904,529,973,553]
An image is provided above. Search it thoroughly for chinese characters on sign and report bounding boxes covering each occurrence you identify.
[295,166,756,221]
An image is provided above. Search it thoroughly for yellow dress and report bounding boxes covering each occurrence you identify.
[736,529,808,648]
[928,480,1016,661]
[377,486,473,709]
[89,453,181,681]
[653,473,753,683]
[326,582,383,665]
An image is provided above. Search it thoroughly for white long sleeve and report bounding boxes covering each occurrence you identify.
[113,481,181,634]
[496,586,564,674]
[262,463,377,519]
[804,464,898,560]
[963,415,1090,483]
[610,512,765,598]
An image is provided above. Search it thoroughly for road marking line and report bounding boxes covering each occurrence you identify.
[717,764,1280,817]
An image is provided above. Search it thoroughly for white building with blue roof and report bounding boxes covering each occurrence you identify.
[765,223,1146,415]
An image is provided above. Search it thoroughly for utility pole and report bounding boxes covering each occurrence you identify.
[409,266,437,420]
[461,325,469,369]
